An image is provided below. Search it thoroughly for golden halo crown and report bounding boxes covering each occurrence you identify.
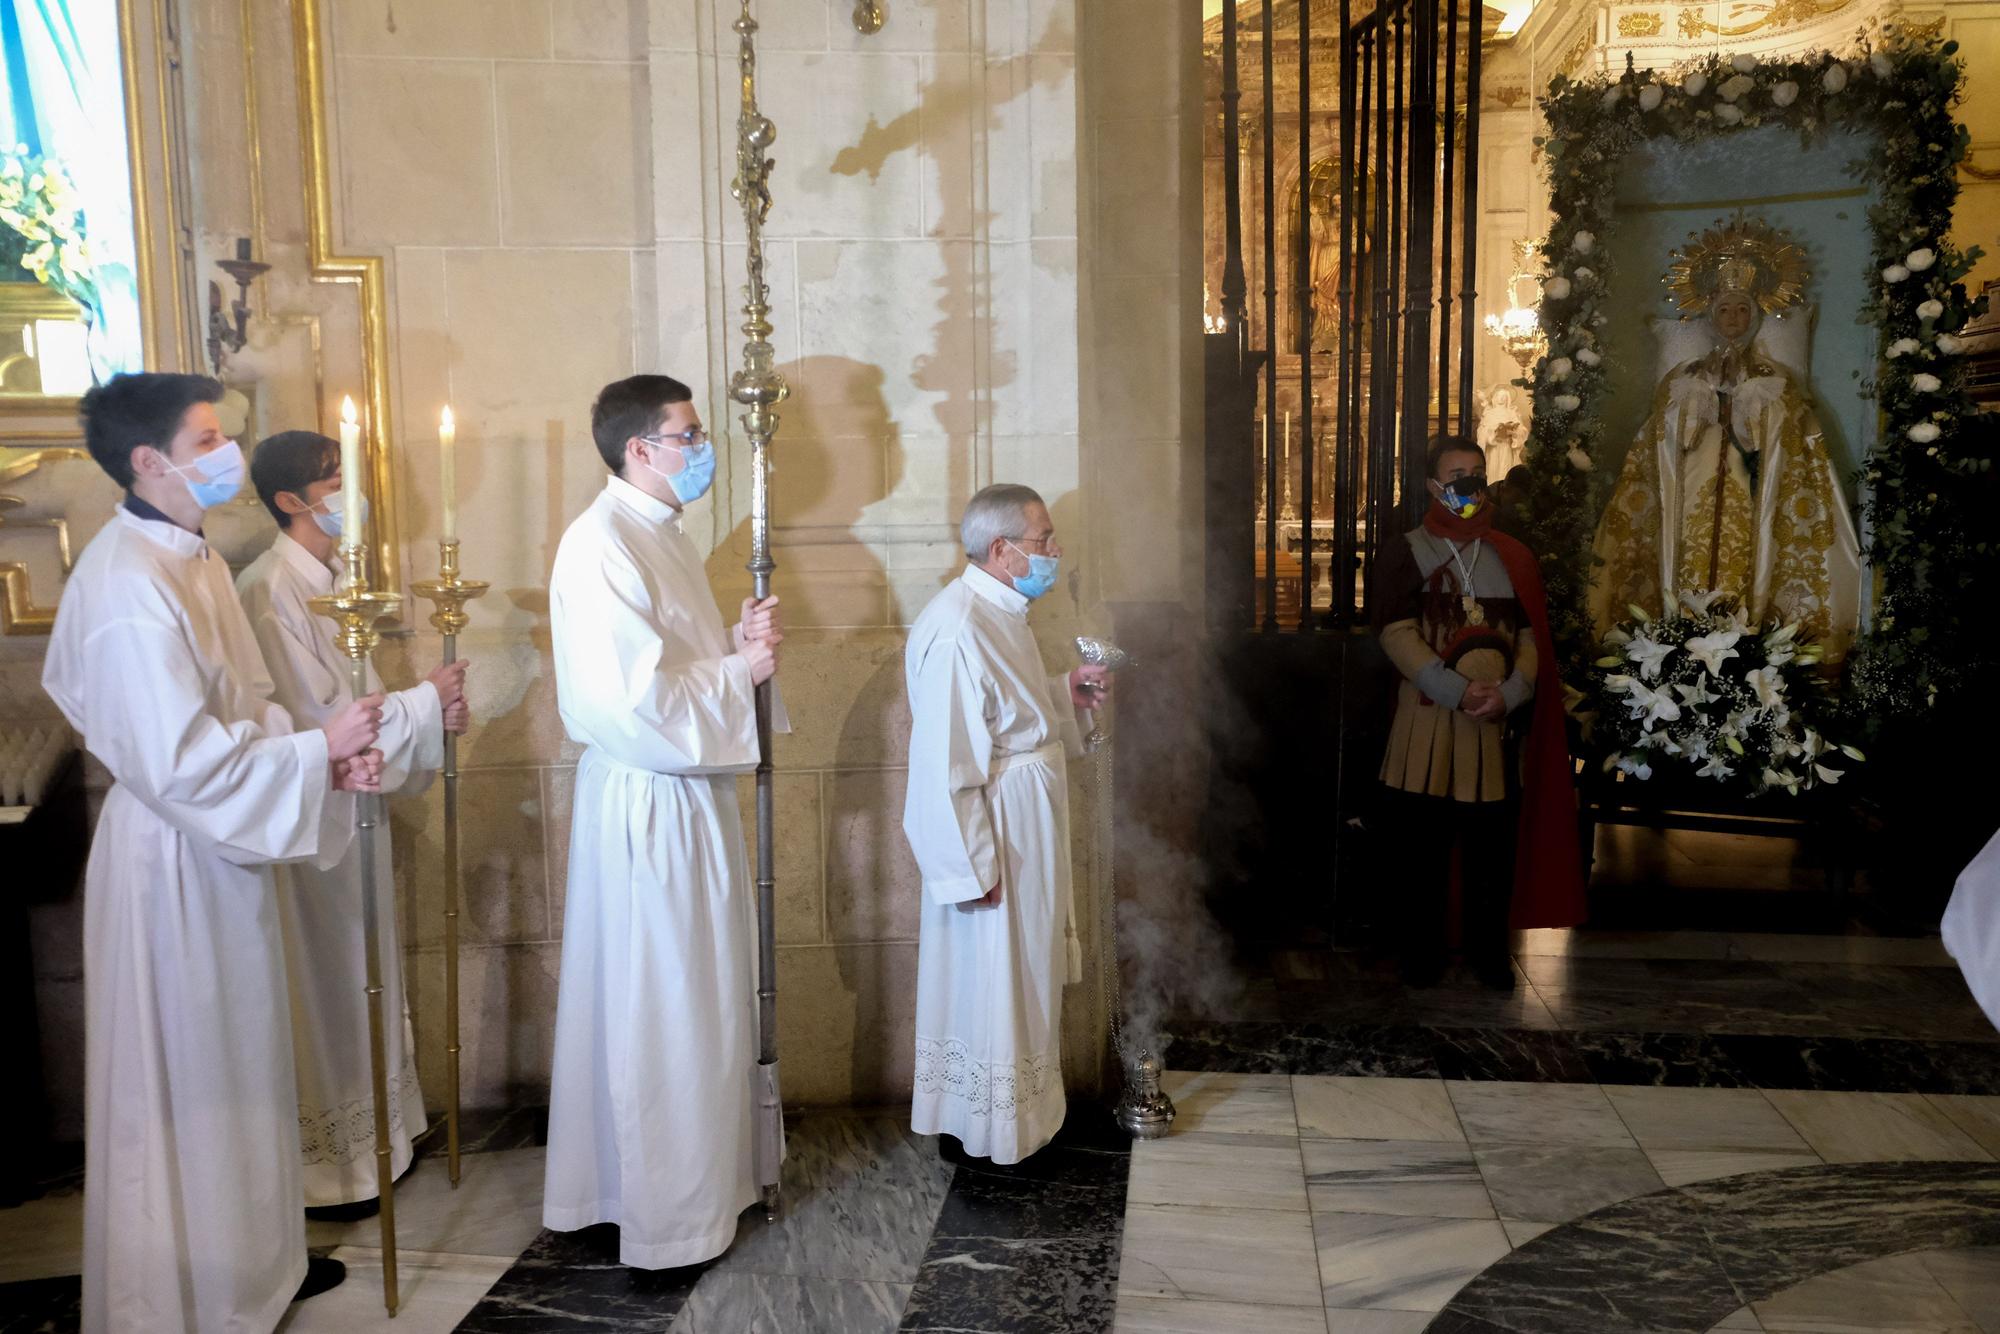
[1664,214,1810,316]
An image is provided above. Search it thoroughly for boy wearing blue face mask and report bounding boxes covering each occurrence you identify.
[543,373,786,1269]
[42,373,387,1331]
[237,429,472,1220]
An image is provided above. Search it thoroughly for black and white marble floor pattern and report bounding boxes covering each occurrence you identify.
[5,928,1999,1333]
[1115,1071,2000,1332]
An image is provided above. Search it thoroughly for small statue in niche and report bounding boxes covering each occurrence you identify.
[1475,386,1528,478]
[1588,216,1862,659]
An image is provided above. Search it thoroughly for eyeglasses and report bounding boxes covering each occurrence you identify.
[641,427,709,451]
[1008,533,1061,553]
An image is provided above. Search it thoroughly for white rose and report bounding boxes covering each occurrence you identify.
[1912,372,1942,392]
[1715,103,1745,124]
[1545,276,1572,300]
[1772,80,1799,107]
[1823,62,1849,93]
[1918,299,1945,320]
[1871,50,1893,78]
[1577,346,1603,367]
[1907,247,1936,271]
[1548,356,1574,381]
[1685,71,1709,97]
[1731,53,1758,74]
[1639,84,1664,112]
[1887,337,1920,358]
[1575,266,1597,284]
[1907,421,1941,443]
[1718,74,1756,102]
[1882,264,1910,283]
[1568,447,1594,471]
[1573,230,1596,254]
[1937,333,1964,354]
[1553,393,1583,412]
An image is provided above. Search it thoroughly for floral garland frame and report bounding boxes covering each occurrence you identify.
[1522,30,1993,730]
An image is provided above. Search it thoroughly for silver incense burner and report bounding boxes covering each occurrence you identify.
[1115,1049,1177,1139]
[1073,637,1131,751]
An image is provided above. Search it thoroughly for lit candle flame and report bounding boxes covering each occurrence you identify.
[440,405,454,433]
[341,394,358,426]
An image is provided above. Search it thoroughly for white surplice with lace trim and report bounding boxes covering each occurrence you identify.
[542,475,789,1269]
[902,565,1088,1164]
[237,531,439,1206]
[43,507,353,1334]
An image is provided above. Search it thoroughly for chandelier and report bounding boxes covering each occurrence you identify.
[1483,238,1548,372]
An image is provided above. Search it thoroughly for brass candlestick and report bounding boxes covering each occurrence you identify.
[308,544,406,1316]
[411,539,488,1190]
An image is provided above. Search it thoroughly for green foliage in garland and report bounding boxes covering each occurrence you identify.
[1521,31,1998,738]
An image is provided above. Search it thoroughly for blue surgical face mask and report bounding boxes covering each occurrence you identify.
[640,439,716,506]
[164,439,245,510]
[302,489,367,540]
[1005,540,1060,600]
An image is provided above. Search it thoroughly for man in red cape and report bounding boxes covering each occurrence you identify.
[1370,435,1586,988]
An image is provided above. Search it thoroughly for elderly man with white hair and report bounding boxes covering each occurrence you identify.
[902,483,1110,1164]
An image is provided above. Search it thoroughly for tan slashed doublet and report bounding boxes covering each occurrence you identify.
[1375,526,1537,804]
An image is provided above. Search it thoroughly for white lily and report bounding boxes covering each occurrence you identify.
[1696,754,1735,780]
[1685,629,1742,676]
[1745,666,1786,710]
[1616,755,1655,781]
[1762,767,1802,794]
[1624,679,1683,729]
[1812,763,1845,785]
[1624,633,1674,680]
[1673,679,1715,707]
[1678,588,1721,615]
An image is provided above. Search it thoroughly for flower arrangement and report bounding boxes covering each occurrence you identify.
[0,148,99,319]
[1519,28,1996,729]
[1589,592,1863,797]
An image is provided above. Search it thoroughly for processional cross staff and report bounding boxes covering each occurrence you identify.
[729,0,790,1218]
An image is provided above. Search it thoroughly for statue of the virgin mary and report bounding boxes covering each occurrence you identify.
[1590,217,1862,659]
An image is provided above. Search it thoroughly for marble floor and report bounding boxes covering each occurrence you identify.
[4,925,1998,1332]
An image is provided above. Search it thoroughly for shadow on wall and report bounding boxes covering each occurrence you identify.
[707,357,913,1103]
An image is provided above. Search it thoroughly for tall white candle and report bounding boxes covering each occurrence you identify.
[338,395,363,556]
[439,405,457,542]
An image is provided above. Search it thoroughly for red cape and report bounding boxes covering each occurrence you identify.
[1423,504,1588,930]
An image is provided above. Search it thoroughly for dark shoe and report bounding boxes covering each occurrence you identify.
[1473,957,1517,991]
[305,1197,380,1223]
[294,1256,346,1302]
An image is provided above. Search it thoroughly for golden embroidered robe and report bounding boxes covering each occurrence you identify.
[1590,350,1862,658]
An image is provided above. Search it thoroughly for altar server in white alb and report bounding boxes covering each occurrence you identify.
[237,430,472,1217]
[903,484,1110,1164]
[41,373,385,1332]
[1944,826,2000,1034]
[544,373,784,1267]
